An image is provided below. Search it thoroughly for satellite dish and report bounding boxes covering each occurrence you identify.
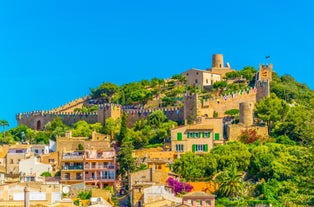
[62,186,70,194]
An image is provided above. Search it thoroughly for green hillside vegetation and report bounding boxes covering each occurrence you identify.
[0,68,313,206]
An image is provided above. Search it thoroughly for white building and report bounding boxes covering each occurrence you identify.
[19,157,52,182]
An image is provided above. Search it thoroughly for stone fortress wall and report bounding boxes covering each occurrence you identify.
[16,58,272,131]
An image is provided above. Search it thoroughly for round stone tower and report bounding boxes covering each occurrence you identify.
[212,54,224,68]
[239,102,254,126]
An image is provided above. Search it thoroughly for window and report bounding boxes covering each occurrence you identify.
[177,132,182,141]
[205,200,211,205]
[10,159,13,164]
[186,73,189,76]
[48,159,54,163]
[192,144,208,152]
[196,199,201,206]
[214,133,220,140]
[109,171,115,179]
[206,79,209,84]
[195,79,198,83]
[196,72,199,75]
[203,132,210,138]
[175,144,184,152]
[188,132,200,138]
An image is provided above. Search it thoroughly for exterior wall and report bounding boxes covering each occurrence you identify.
[30,145,49,156]
[258,64,272,81]
[130,169,152,187]
[227,124,268,141]
[181,69,205,88]
[171,118,223,155]
[60,150,84,185]
[0,183,61,205]
[40,152,59,172]
[202,73,221,87]
[19,157,52,177]
[143,185,181,205]
[6,147,32,175]
[184,94,198,123]
[239,102,254,126]
[182,192,215,207]
[17,112,98,130]
[124,107,184,128]
[212,54,224,68]
[132,185,145,207]
[147,162,170,173]
[209,67,234,79]
[84,149,116,188]
[181,69,221,89]
[198,87,257,118]
[0,145,9,168]
[256,80,270,102]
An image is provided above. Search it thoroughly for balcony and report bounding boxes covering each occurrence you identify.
[85,155,115,161]
[84,165,115,170]
[62,155,84,160]
[62,165,83,170]
[84,175,115,182]
[61,176,83,181]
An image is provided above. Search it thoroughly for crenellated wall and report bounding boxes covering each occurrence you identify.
[16,63,272,130]
[17,104,184,130]
[184,87,258,120]
[123,107,184,127]
[16,111,98,130]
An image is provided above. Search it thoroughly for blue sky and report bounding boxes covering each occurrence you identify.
[1,0,314,128]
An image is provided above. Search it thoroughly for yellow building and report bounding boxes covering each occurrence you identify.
[171,118,223,156]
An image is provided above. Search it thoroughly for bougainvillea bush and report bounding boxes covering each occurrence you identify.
[167,177,193,195]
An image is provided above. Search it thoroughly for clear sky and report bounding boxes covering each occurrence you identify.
[1,0,314,128]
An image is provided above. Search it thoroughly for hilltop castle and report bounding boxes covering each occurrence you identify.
[16,54,272,132]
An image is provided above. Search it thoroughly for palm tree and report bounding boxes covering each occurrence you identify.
[215,165,244,199]
[0,120,9,138]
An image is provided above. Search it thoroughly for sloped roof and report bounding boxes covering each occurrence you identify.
[182,191,216,198]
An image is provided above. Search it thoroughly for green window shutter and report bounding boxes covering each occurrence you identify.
[192,144,196,152]
[214,133,220,140]
[205,144,208,152]
[177,132,182,141]
[208,132,211,138]
[187,132,190,138]
[202,132,205,138]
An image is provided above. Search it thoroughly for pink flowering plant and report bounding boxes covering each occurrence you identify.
[167,177,193,195]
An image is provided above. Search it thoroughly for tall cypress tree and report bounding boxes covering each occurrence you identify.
[117,140,136,177]
[117,112,128,146]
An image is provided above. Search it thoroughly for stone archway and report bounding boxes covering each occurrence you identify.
[36,120,42,130]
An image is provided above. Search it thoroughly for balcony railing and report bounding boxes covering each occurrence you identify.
[84,165,115,170]
[62,165,83,170]
[85,175,115,181]
[85,156,115,160]
[62,155,84,160]
[61,176,83,181]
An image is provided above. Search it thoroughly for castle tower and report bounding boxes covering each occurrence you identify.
[98,104,122,124]
[239,102,254,126]
[258,63,273,81]
[212,54,224,68]
[184,94,198,124]
[256,63,272,101]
